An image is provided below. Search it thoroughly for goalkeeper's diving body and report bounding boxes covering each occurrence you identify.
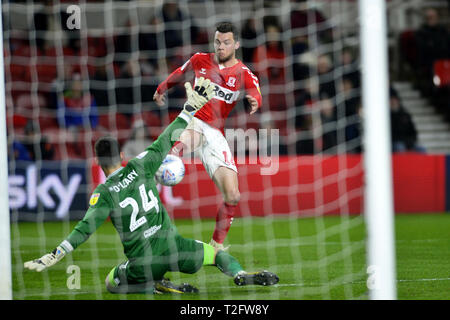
[23,78,279,294]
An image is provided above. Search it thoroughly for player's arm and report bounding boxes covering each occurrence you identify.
[137,77,214,176]
[153,55,196,106]
[24,186,112,272]
[243,67,263,114]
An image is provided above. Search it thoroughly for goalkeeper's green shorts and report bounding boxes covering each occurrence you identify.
[108,234,205,286]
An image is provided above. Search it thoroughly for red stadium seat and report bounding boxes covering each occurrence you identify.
[34,63,58,83]
[14,45,35,57]
[45,46,75,57]
[140,111,162,127]
[8,63,26,81]
[15,94,48,124]
[8,45,36,82]
[87,37,108,57]
[138,111,163,139]
[38,115,59,131]
[12,114,29,129]
[16,93,47,110]
[98,113,131,131]
[433,59,450,87]
[98,114,110,129]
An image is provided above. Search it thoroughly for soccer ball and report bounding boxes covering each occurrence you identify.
[155,154,185,186]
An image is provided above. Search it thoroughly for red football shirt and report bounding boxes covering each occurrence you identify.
[156,52,262,131]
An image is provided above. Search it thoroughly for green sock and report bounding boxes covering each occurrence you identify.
[214,250,244,278]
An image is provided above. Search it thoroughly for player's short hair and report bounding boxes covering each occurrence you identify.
[94,136,121,169]
[216,21,239,41]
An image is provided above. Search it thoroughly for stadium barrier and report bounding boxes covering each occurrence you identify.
[9,154,448,221]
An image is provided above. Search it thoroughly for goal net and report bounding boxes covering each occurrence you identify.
[4,0,394,300]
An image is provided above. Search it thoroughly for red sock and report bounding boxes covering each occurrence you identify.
[212,202,236,244]
[170,141,185,157]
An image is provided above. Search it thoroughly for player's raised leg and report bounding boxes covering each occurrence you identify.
[210,166,240,249]
[170,128,203,157]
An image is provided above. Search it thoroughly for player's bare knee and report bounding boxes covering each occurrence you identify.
[224,189,240,205]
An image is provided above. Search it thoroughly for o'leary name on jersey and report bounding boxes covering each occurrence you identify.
[108,170,139,192]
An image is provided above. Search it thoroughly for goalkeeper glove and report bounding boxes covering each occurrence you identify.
[181,77,214,119]
[24,246,66,272]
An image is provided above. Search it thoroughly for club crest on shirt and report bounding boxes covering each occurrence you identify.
[199,68,207,75]
[89,193,100,206]
[226,76,236,87]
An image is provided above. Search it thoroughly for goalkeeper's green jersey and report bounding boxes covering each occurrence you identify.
[60,116,189,260]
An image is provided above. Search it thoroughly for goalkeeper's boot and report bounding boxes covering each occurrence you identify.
[234,270,279,286]
[154,278,199,294]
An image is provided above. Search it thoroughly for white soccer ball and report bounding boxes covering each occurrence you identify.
[155,154,185,186]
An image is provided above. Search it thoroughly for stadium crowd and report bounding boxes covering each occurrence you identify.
[399,7,450,122]
[7,0,447,162]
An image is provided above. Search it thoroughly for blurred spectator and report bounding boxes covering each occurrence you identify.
[340,77,360,116]
[252,23,287,111]
[90,64,111,110]
[139,16,161,62]
[22,120,55,161]
[294,106,315,155]
[32,0,49,51]
[155,1,200,49]
[317,54,336,99]
[291,35,310,83]
[338,47,360,89]
[115,56,157,115]
[292,35,309,56]
[241,18,257,64]
[389,88,424,153]
[115,57,142,114]
[122,119,153,160]
[32,0,80,53]
[57,73,98,130]
[115,19,138,58]
[50,64,75,109]
[319,97,338,153]
[338,77,362,152]
[415,8,450,96]
[10,140,32,161]
[289,0,333,45]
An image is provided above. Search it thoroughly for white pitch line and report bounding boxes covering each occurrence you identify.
[218,277,450,290]
[14,277,450,298]
[396,277,450,283]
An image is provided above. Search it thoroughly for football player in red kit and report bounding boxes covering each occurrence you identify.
[153,22,262,250]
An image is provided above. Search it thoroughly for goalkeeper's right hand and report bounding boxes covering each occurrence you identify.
[24,246,66,272]
[181,77,214,119]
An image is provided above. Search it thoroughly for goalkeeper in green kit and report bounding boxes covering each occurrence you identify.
[24,77,279,294]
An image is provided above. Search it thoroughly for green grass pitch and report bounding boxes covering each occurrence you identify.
[10,214,450,300]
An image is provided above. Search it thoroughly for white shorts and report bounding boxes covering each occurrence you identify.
[185,117,237,178]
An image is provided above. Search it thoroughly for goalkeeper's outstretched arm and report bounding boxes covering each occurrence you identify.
[23,78,214,273]
[133,77,214,176]
[23,186,112,272]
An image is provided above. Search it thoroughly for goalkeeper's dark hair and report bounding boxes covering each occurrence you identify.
[94,136,121,169]
[216,21,239,41]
